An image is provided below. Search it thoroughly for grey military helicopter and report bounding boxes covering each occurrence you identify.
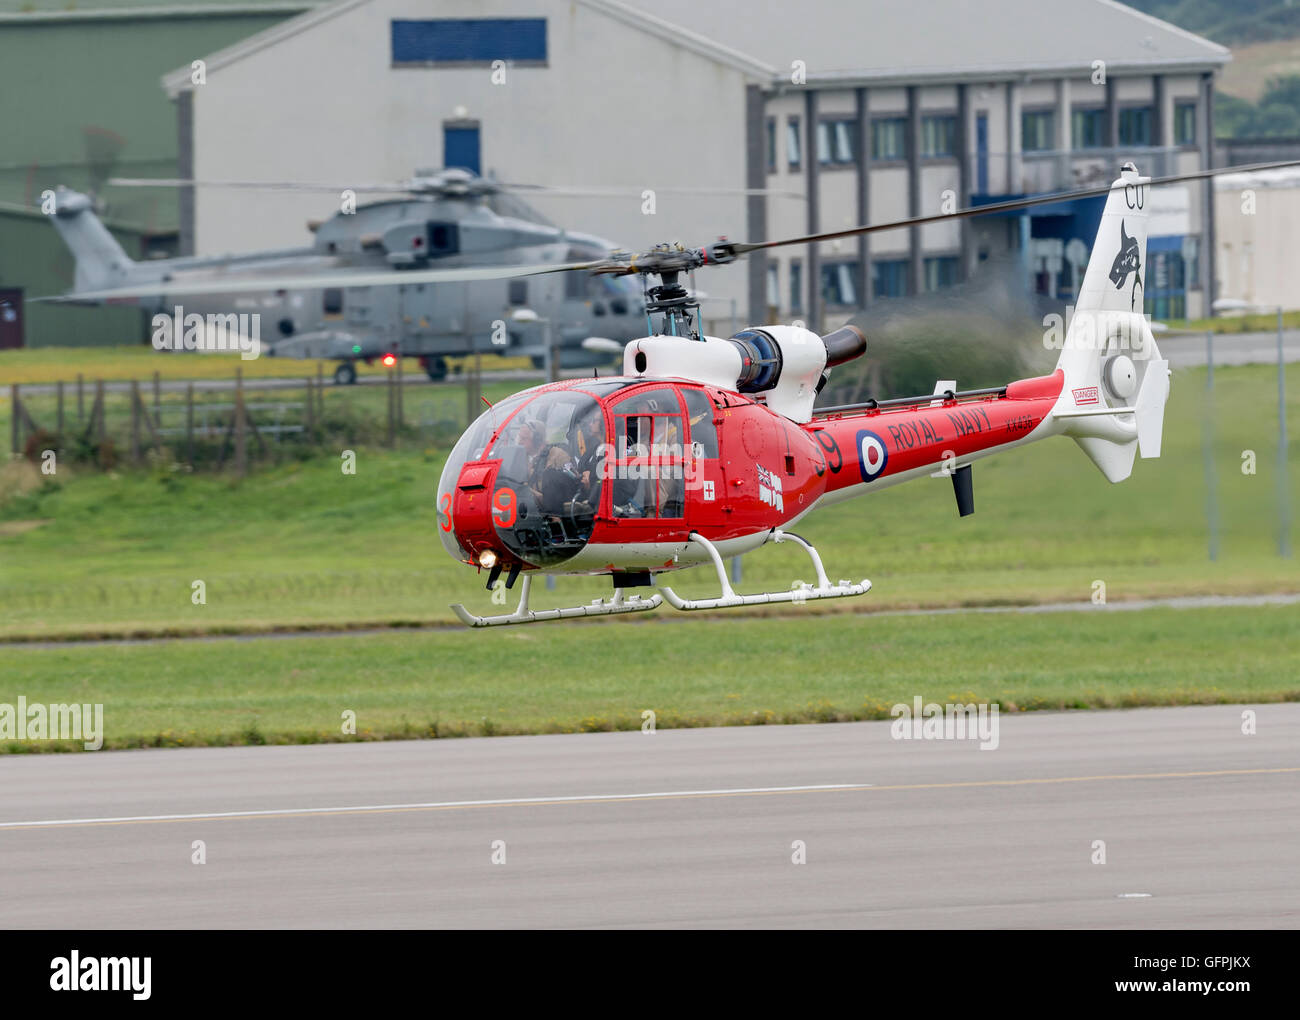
[44,168,664,384]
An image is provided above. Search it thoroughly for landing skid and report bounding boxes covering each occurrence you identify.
[658,530,871,610]
[449,531,869,627]
[450,575,662,628]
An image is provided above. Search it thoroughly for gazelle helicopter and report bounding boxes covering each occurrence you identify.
[45,168,786,383]
[427,158,1296,627]
[51,158,1300,626]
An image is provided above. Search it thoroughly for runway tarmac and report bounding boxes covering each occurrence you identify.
[1,704,1297,928]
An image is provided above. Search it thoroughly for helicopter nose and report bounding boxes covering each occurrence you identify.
[446,462,502,565]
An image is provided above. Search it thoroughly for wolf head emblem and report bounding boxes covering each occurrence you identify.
[1109,220,1140,290]
[1108,219,1143,310]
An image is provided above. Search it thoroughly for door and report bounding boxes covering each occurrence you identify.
[0,288,23,349]
[444,124,481,175]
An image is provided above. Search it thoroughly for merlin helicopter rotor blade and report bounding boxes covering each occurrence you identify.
[108,177,415,193]
[109,177,802,199]
[34,258,607,304]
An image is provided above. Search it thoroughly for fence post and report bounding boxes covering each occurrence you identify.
[316,362,324,422]
[305,376,314,433]
[386,367,395,446]
[474,350,482,422]
[9,383,17,454]
[397,353,404,429]
[186,382,195,468]
[130,380,141,463]
[77,373,84,425]
[95,380,105,445]
[234,367,246,477]
[152,370,161,431]
[56,381,65,446]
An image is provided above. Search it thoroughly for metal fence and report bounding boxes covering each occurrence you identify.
[8,363,482,474]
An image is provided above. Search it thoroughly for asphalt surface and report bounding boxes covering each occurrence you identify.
[1159,327,1300,368]
[9,591,1299,648]
[2,704,1297,928]
[12,367,551,397]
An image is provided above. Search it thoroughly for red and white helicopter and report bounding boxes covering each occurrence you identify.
[435,161,1202,626]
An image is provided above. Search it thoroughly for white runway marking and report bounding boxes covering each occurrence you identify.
[0,783,870,830]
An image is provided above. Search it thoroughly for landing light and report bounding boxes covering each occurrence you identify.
[381,353,397,367]
[478,549,498,569]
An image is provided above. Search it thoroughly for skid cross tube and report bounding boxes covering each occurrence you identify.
[451,574,662,627]
[658,531,870,611]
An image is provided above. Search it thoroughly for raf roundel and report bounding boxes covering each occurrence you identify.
[856,429,888,482]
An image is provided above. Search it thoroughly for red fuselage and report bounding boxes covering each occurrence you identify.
[435,370,1065,576]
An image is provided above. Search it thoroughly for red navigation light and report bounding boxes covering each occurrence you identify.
[381,353,397,367]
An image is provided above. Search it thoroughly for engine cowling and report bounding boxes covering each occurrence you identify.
[622,323,866,423]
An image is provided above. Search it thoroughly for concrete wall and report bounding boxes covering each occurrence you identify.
[185,0,754,333]
[1216,179,1300,312]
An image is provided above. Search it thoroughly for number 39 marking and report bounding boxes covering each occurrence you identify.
[492,488,517,527]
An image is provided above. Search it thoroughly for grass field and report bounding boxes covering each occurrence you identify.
[1,360,1296,751]
[1,362,1296,641]
[0,345,535,385]
[3,604,1297,751]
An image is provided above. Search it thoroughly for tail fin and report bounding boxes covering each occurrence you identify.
[1052,163,1171,482]
[48,187,134,293]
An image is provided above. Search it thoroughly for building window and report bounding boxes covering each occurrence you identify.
[766,264,779,310]
[1174,102,1197,145]
[1072,108,1105,150]
[924,256,959,292]
[872,259,908,298]
[1022,110,1054,152]
[790,261,803,312]
[872,118,906,161]
[820,262,859,307]
[391,18,547,66]
[766,118,777,172]
[786,117,802,170]
[921,115,956,157]
[817,119,857,165]
[1119,106,1153,147]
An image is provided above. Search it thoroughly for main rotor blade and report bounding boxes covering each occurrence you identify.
[109,178,410,193]
[109,177,803,200]
[499,183,804,199]
[727,158,1300,256]
[36,260,600,304]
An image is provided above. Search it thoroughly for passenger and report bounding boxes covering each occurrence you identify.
[575,412,606,506]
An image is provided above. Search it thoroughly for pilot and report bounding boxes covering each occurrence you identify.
[519,420,548,482]
[574,412,606,506]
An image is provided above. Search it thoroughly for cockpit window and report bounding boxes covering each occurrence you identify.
[680,387,718,459]
[609,388,686,518]
[485,390,607,566]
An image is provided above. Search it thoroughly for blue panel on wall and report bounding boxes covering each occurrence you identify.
[392,18,547,64]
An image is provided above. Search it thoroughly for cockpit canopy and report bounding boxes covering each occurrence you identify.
[436,378,718,569]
